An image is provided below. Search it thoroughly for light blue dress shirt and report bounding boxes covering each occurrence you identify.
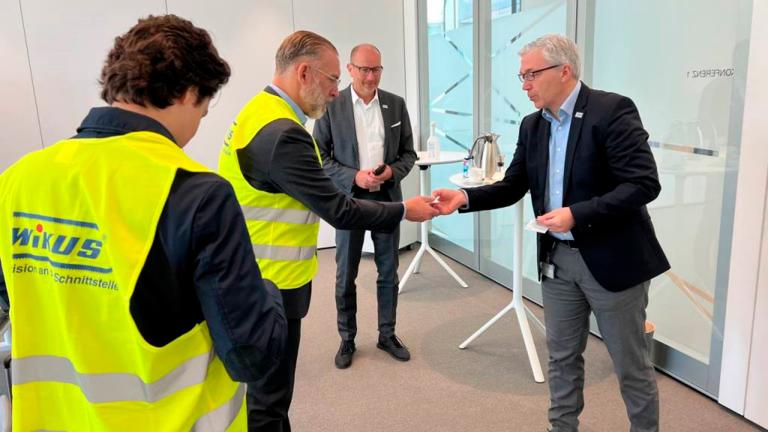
[269,84,307,124]
[541,81,581,241]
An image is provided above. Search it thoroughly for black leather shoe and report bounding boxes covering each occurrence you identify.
[334,340,355,369]
[376,335,410,361]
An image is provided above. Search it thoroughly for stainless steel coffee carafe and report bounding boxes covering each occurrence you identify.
[469,133,503,180]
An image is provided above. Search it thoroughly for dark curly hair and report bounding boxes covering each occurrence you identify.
[99,14,230,108]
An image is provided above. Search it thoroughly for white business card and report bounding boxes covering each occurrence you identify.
[525,219,549,234]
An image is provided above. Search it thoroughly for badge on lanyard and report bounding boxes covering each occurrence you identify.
[542,262,555,279]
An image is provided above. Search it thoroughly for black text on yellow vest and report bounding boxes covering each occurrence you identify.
[0,131,246,431]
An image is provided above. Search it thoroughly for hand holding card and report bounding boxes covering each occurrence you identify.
[525,219,549,234]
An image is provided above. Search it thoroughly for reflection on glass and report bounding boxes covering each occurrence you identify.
[487,2,568,282]
[590,0,751,364]
[427,0,475,250]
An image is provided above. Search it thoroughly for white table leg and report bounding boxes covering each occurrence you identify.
[398,241,426,290]
[398,165,469,293]
[458,202,545,383]
[413,214,426,275]
[426,246,467,287]
[459,302,515,349]
[515,301,546,383]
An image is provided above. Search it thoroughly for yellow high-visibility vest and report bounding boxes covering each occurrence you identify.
[219,91,321,289]
[0,131,246,431]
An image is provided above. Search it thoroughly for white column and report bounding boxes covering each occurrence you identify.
[718,1,768,428]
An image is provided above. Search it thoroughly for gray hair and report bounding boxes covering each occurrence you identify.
[519,34,581,79]
[275,30,338,73]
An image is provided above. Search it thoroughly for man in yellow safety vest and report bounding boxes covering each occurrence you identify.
[219,31,438,431]
[0,15,285,431]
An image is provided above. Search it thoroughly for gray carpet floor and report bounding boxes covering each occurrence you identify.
[290,248,762,432]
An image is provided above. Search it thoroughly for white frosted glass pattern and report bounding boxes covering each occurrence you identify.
[590,0,752,363]
[427,0,475,251]
[487,2,568,282]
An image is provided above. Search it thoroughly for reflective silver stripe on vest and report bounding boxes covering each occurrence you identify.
[252,244,316,261]
[241,205,319,225]
[191,383,245,431]
[12,352,213,403]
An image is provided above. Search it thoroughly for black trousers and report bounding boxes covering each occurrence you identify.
[246,284,310,432]
[335,188,400,341]
[246,318,300,432]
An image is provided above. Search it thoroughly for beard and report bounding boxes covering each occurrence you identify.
[300,81,329,119]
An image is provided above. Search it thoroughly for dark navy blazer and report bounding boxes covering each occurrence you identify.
[464,83,670,291]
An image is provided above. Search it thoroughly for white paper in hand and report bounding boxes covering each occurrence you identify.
[525,219,549,234]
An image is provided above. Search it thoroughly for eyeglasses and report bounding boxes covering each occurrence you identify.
[517,64,562,82]
[351,64,384,76]
[311,66,341,87]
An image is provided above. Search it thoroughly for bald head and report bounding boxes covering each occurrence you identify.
[350,43,381,63]
[347,44,383,103]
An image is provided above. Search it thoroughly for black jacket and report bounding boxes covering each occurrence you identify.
[0,106,286,381]
[464,83,670,291]
[234,87,405,317]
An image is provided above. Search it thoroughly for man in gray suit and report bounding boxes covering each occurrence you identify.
[314,44,416,369]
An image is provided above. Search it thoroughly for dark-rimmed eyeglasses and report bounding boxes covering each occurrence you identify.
[311,66,341,86]
[350,64,384,76]
[517,64,562,82]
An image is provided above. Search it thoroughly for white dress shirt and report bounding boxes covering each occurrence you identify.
[351,87,385,170]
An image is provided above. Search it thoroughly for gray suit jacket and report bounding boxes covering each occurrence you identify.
[313,86,416,202]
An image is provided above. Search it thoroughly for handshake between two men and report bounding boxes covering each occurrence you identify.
[403,188,576,234]
[400,189,469,223]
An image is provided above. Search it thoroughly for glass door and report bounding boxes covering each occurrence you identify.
[481,0,573,302]
[579,0,752,396]
[423,0,575,272]
[420,0,754,399]
[424,0,477,264]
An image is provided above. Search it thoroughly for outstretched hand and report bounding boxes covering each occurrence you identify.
[404,196,440,222]
[430,189,467,215]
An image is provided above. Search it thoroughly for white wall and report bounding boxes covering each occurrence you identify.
[167,0,295,170]
[719,0,768,428]
[0,0,418,249]
[20,1,166,147]
[0,0,44,171]
[747,189,768,428]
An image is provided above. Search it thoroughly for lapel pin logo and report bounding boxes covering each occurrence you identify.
[382,104,389,109]
[575,112,584,118]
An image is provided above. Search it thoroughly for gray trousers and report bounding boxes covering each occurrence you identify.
[543,243,658,432]
[335,221,400,341]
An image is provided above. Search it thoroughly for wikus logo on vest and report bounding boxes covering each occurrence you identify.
[11,211,112,274]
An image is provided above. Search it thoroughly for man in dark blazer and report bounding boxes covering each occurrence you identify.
[433,34,669,432]
[314,44,417,369]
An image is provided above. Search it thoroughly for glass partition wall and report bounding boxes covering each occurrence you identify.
[425,0,572,284]
[418,0,753,397]
[484,1,570,303]
[581,0,752,396]
[425,0,476,264]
